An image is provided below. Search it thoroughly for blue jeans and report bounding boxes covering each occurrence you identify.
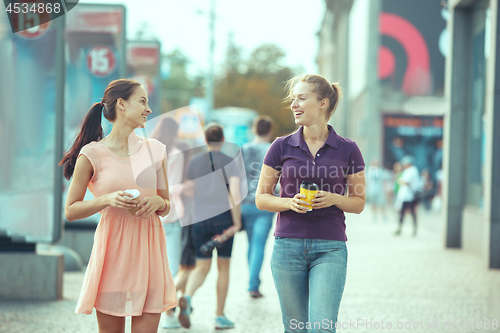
[164,221,182,278]
[242,204,274,292]
[271,238,347,333]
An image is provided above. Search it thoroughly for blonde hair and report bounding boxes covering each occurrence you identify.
[285,74,343,120]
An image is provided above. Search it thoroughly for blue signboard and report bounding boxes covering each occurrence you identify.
[127,40,161,117]
[63,4,126,222]
[0,10,64,243]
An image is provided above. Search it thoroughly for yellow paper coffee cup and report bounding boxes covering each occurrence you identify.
[299,181,319,211]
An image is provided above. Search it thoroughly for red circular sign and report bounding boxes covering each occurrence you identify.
[86,45,117,77]
[12,1,52,39]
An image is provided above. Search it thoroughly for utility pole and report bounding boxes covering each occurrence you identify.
[206,0,216,122]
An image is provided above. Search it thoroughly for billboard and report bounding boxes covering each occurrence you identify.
[64,4,125,139]
[379,0,447,96]
[127,40,161,117]
[63,4,126,223]
[0,10,65,243]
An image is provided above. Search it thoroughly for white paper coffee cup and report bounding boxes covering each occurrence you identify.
[124,189,140,215]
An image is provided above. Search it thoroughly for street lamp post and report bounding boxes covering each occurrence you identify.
[205,0,216,122]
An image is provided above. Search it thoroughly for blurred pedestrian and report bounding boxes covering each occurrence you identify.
[60,79,176,332]
[178,123,242,330]
[173,141,197,299]
[256,74,365,333]
[392,161,403,211]
[394,155,422,236]
[366,159,388,222]
[150,117,185,329]
[241,115,275,298]
[420,169,434,212]
[390,137,406,165]
[432,168,444,211]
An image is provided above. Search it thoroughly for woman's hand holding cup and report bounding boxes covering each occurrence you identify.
[106,190,139,210]
[299,181,320,211]
[134,195,166,219]
[124,189,141,215]
[311,190,339,209]
[290,193,310,214]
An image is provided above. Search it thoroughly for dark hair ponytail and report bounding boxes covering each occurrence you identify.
[59,103,104,180]
[59,79,141,180]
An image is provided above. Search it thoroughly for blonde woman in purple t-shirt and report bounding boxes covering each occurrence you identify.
[256,74,366,333]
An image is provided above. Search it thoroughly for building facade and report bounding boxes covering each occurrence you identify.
[319,0,447,168]
[444,0,500,268]
[318,0,500,268]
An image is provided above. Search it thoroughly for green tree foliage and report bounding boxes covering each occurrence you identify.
[161,50,204,112]
[215,43,299,137]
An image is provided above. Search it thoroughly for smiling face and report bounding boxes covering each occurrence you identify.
[119,85,152,126]
[290,82,327,126]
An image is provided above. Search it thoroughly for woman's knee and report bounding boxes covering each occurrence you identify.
[96,311,125,333]
[194,259,212,274]
[131,313,161,333]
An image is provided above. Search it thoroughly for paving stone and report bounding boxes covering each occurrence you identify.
[0,208,499,333]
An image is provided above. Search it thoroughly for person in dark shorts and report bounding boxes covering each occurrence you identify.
[177,123,242,330]
[174,141,197,297]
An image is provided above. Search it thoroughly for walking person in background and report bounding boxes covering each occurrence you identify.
[420,169,434,212]
[241,115,275,298]
[60,79,177,333]
[178,123,242,330]
[172,141,197,312]
[391,161,403,214]
[433,168,444,211]
[365,159,388,223]
[150,117,185,329]
[256,74,365,333]
[394,155,422,236]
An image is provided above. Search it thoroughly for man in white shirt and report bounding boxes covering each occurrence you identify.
[395,155,422,236]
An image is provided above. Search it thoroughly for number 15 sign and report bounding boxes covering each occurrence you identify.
[86,45,117,77]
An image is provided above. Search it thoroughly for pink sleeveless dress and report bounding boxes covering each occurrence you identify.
[74,138,177,316]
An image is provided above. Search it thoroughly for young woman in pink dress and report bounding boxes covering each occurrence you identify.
[60,79,177,333]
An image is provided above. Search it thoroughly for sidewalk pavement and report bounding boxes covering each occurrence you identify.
[1,207,499,333]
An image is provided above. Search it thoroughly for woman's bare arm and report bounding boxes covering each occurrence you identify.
[65,155,137,222]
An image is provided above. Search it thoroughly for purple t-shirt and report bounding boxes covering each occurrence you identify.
[263,125,365,241]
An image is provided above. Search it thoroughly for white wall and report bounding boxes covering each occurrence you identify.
[348,0,370,99]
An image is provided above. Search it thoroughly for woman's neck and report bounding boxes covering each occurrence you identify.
[105,125,137,147]
[303,123,329,143]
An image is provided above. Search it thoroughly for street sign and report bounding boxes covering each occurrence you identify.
[127,40,161,116]
[86,45,117,77]
[130,73,154,95]
[63,4,126,224]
